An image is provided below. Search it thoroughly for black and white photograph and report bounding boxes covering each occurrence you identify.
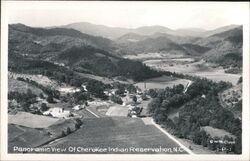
[1,1,249,161]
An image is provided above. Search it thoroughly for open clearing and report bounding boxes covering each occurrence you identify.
[201,126,236,139]
[124,52,185,60]
[9,72,59,89]
[105,105,128,117]
[135,75,190,91]
[43,117,187,154]
[144,59,241,85]
[8,112,59,128]
[8,78,44,95]
[76,71,131,84]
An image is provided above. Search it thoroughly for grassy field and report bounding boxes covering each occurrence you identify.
[9,112,59,128]
[201,126,236,139]
[43,117,187,154]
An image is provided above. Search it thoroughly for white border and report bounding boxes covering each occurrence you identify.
[1,1,249,161]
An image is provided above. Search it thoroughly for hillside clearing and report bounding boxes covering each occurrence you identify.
[8,112,59,128]
[135,75,190,91]
[201,126,236,139]
[143,59,241,85]
[8,78,44,96]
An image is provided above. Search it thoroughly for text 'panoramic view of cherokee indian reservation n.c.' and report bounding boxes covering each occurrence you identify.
[2,1,250,159]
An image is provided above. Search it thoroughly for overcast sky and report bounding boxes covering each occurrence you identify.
[3,1,249,30]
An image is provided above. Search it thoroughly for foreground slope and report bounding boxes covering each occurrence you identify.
[43,117,187,154]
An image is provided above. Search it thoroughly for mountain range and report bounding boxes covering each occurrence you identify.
[8,23,161,81]
[8,22,243,79]
[61,22,240,39]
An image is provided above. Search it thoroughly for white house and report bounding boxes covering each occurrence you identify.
[81,84,88,91]
[59,87,81,94]
[73,104,85,111]
[43,107,71,118]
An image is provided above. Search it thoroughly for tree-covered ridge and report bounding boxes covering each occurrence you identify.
[147,79,241,154]
[9,23,162,82]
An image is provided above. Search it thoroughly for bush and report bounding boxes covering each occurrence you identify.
[46,95,54,103]
[110,95,123,104]
[66,127,71,135]
[40,103,49,111]
[141,93,148,100]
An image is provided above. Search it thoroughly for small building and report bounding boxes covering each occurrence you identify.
[43,107,71,118]
[73,104,85,111]
[136,89,143,95]
[59,87,81,94]
[81,84,88,91]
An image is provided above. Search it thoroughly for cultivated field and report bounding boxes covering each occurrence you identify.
[43,117,187,154]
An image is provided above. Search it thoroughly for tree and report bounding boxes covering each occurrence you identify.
[133,95,137,103]
[40,103,49,111]
[46,95,54,103]
[148,98,161,115]
[141,93,148,100]
[39,93,45,99]
[66,127,71,134]
[61,130,66,137]
[148,89,157,98]
[110,95,123,105]
[237,76,242,84]
[173,84,184,94]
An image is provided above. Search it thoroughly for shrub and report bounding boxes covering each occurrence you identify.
[110,95,123,104]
